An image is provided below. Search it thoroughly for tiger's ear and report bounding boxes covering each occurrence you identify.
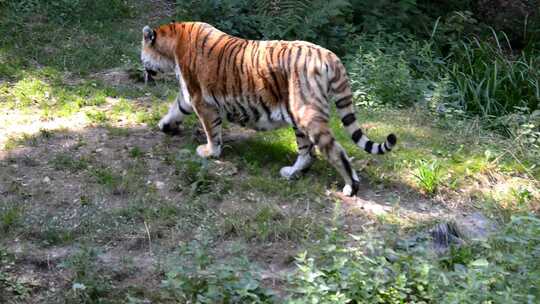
[143,25,155,44]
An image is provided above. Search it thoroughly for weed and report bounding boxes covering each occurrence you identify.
[511,187,533,206]
[173,150,216,196]
[413,160,443,195]
[52,153,90,172]
[0,204,23,233]
[0,248,31,301]
[39,223,75,246]
[63,247,113,303]
[106,125,132,137]
[85,110,109,124]
[162,240,275,303]
[129,147,144,158]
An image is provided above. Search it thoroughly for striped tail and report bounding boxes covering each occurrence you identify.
[330,59,397,155]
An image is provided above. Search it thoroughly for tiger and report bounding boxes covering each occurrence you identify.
[141,22,397,196]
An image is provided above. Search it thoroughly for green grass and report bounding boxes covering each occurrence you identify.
[413,160,443,195]
[51,153,91,172]
[0,204,23,233]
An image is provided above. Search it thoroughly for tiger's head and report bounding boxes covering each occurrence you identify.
[141,25,176,84]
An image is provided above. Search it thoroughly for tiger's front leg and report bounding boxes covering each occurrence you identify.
[280,128,316,179]
[158,93,193,134]
[192,96,222,158]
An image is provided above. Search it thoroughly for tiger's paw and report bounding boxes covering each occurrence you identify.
[342,181,360,197]
[196,144,221,158]
[280,166,300,180]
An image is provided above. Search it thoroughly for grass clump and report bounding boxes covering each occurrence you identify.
[413,160,443,195]
[52,153,90,172]
[445,32,539,119]
[222,204,321,242]
[161,240,275,303]
[63,247,113,303]
[0,204,23,233]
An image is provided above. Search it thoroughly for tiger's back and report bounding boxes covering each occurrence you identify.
[142,22,397,196]
[172,23,341,129]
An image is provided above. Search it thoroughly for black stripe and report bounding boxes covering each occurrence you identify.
[341,113,356,127]
[227,40,243,67]
[249,105,261,122]
[237,102,250,125]
[266,62,282,101]
[384,142,390,151]
[207,34,227,56]
[314,78,326,99]
[330,68,341,83]
[334,80,348,92]
[211,117,222,128]
[352,129,363,143]
[285,48,293,74]
[277,47,286,72]
[284,101,297,127]
[259,98,272,121]
[200,27,214,51]
[217,39,237,75]
[364,141,374,154]
[303,48,311,80]
[335,95,352,108]
[178,102,191,115]
[193,25,205,50]
[210,92,222,108]
[238,40,248,74]
[377,144,384,155]
[340,151,354,182]
[298,145,310,151]
[251,42,259,66]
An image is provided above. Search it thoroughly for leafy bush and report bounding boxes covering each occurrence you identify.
[162,240,275,303]
[349,0,427,34]
[288,215,540,303]
[175,0,262,39]
[346,34,428,106]
[176,0,354,54]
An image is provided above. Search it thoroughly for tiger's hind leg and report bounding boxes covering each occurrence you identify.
[304,121,360,196]
[280,127,315,179]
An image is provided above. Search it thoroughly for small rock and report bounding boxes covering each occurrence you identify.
[155,181,165,190]
[43,176,51,183]
[429,212,497,253]
[455,212,497,241]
